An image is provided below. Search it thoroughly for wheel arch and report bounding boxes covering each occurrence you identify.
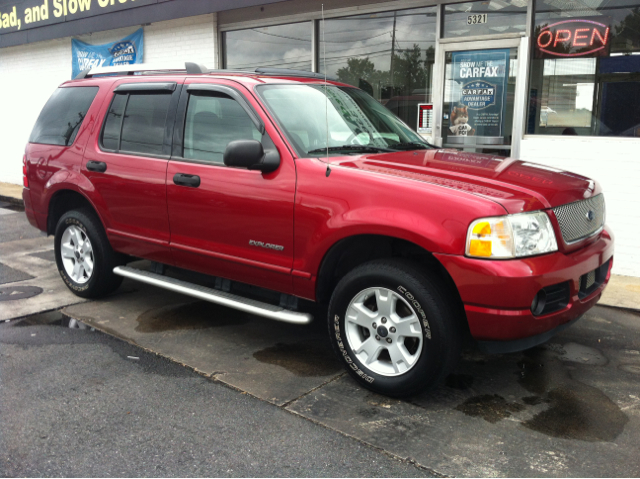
[47,188,103,235]
[315,234,463,313]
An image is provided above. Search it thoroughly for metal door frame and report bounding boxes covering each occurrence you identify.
[432,35,529,158]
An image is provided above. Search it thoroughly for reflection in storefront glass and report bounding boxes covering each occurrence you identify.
[318,7,437,135]
[527,1,640,137]
[223,22,312,71]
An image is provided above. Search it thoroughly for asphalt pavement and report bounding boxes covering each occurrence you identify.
[0,318,433,477]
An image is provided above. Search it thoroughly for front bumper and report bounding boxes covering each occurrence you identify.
[435,226,614,343]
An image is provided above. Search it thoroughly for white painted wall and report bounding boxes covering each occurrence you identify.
[520,136,640,277]
[0,13,217,186]
[0,38,71,185]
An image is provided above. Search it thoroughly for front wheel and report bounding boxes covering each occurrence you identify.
[328,259,462,397]
[54,209,124,298]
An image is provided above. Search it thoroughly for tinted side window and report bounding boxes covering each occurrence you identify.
[101,91,172,156]
[102,94,127,151]
[183,92,261,164]
[29,86,99,146]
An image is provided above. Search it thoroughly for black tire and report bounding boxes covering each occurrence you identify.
[328,259,462,397]
[54,209,124,298]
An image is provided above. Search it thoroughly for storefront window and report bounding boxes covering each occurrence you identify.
[442,1,528,38]
[318,7,437,133]
[223,22,312,71]
[442,48,518,155]
[527,1,640,137]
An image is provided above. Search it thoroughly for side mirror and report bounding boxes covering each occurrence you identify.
[223,139,280,173]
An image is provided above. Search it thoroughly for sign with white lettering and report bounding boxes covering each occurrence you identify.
[71,28,143,78]
[450,49,509,138]
[534,17,611,59]
[417,103,433,135]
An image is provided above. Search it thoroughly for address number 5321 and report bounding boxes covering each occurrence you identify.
[467,14,488,25]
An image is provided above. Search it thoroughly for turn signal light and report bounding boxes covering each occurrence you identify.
[469,221,492,256]
[469,238,492,257]
[466,212,558,259]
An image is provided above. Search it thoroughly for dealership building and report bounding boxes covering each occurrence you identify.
[1,0,638,276]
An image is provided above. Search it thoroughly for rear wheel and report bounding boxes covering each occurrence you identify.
[54,209,124,298]
[328,259,462,397]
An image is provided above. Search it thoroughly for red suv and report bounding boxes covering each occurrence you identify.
[23,63,613,397]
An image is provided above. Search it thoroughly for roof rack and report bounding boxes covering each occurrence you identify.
[254,67,337,81]
[74,62,208,80]
[74,63,338,82]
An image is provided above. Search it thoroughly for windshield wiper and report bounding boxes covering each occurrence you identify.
[307,145,395,154]
[391,141,433,151]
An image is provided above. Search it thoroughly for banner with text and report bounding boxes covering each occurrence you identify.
[71,28,143,78]
[450,49,509,138]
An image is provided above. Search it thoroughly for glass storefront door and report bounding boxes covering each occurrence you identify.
[434,39,523,156]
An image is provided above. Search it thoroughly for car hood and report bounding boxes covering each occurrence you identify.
[329,149,600,214]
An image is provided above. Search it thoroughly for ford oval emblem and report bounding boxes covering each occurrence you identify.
[586,210,595,221]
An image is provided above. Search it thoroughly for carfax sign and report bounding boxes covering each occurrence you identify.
[450,49,509,138]
[71,28,143,78]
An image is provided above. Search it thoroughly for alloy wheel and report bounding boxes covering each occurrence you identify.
[345,287,424,376]
[60,225,94,284]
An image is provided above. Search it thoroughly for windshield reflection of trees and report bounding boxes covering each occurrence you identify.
[335,44,434,129]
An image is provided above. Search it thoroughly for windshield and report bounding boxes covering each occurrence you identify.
[256,84,432,157]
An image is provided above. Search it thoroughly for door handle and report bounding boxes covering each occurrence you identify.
[173,173,201,188]
[86,160,107,173]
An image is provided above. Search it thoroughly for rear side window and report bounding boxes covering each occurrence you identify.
[29,87,99,146]
[101,91,173,156]
[183,92,261,164]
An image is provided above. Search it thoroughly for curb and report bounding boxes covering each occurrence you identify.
[0,194,24,207]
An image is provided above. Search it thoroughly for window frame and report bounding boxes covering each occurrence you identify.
[99,82,181,159]
[222,20,314,71]
[29,85,99,147]
[171,83,271,167]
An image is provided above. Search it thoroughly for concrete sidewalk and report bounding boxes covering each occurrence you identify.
[0,182,23,206]
[2,181,637,311]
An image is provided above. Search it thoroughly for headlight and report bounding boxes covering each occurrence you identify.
[466,211,558,259]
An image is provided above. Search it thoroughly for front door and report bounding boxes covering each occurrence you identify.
[165,79,296,294]
[434,39,525,157]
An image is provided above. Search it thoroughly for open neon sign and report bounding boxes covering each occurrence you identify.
[535,18,611,59]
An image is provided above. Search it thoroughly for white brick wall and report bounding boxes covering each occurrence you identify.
[146,14,218,67]
[520,136,640,277]
[0,13,217,186]
[0,38,72,185]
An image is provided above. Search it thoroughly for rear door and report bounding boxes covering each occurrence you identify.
[83,79,182,262]
[166,79,296,293]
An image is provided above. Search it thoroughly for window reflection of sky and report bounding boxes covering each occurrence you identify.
[224,22,312,70]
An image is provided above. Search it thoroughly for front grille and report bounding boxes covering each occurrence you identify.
[579,259,611,299]
[553,194,605,244]
[584,270,596,290]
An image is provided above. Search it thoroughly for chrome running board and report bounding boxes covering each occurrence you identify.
[113,266,313,325]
